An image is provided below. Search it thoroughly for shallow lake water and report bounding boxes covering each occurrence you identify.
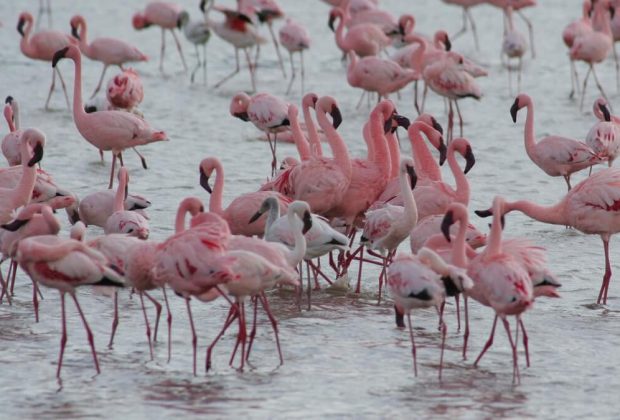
[1,0,620,418]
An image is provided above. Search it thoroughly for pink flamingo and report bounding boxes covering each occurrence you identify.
[17,11,77,110]
[278,18,311,94]
[16,235,125,378]
[2,97,23,166]
[106,69,145,112]
[442,0,486,50]
[103,168,150,239]
[423,51,482,141]
[78,189,150,228]
[52,45,167,189]
[302,93,323,157]
[347,51,418,104]
[563,0,593,98]
[230,92,289,175]
[466,196,534,384]
[487,0,537,57]
[70,15,148,98]
[132,1,188,73]
[571,0,613,110]
[587,98,620,166]
[477,169,620,305]
[502,6,528,93]
[511,93,604,190]
[204,1,265,91]
[328,7,391,57]
[361,158,418,297]
[181,4,211,85]
[199,156,290,237]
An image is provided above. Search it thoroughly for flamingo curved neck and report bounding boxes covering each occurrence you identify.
[447,146,470,206]
[20,20,35,58]
[409,123,441,181]
[452,213,468,268]
[485,201,504,257]
[265,200,281,235]
[369,109,390,173]
[522,100,538,163]
[285,209,306,266]
[114,172,127,212]
[69,52,88,127]
[208,161,225,215]
[316,106,352,177]
[9,142,37,211]
[506,200,567,226]
[302,104,322,157]
[386,132,401,179]
[290,110,311,161]
[394,168,418,234]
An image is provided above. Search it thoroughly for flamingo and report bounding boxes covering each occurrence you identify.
[106,69,145,112]
[16,11,77,110]
[476,168,620,305]
[203,1,265,91]
[570,0,613,110]
[69,15,148,98]
[586,98,620,167]
[198,156,290,237]
[487,0,537,58]
[230,92,289,175]
[2,97,23,166]
[301,93,323,158]
[278,18,311,94]
[180,7,211,85]
[442,0,486,50]
[328,7,391,57]
[103,168,150,239]
[132,1,188,73]
[361,158,418,298]
[77,189,150,228]
[16,235,125,378]
[52,45,168,189]
[511,93,604,190]
[563,0,593,98]
[502,6,528,93]
[36,0,53,30]
[466,196,534,384]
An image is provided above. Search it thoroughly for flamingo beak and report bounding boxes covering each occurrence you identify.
[302,211,312,234]
[394,305,405,328]
[438,141,447,166]
[383,117,393,134]
[248,210,263,224]
[233,111,250,121]
[199,0,206,13]
[394,114,410,129]
[71,24,80,40]
[28,142,44,167]
[430,116,443,135]
[398,23,406,36]
[464,145,476,174]
[330,104,343,129]
[17,18,25,37]
[5,96,13,105]
[510,98,520,123]
[444,35,452,51]
[599,102,611,122]
[328,13,336,31]
[199,168,212,193]
[239,13,253,24]
[2,219,29,232]
[441,210,454,243]
[475,208,493,218]
[406,164,417,190]
[52,47,70,68]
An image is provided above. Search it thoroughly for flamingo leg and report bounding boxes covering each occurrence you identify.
[454,100,464,138]
[143,291,162,342]
[71,293,100,375]
[108,289,119,349]
[451,8,468,41]
[57,292,67,378]
[191,44,201,84]
[30,278,39,322]
[517,10,535,58]
[407,313,418,376]
[437,306,447,381]
[202,43,208,85]
[108,152,117,189]
[139,292,154,360]
[462,295,470,360]
[355,246,364,293]
[286,52,296,95]
[132,147,148,170]
[518,316,530,368]
[517,56,523,92]
[564,175,572,191]
[170,29,188,72]
[378,257,387,304]
[614,43,620,92]
[414,81,421,115]
[590,65,612,112]
[45,68,58,111]
[501,317,520,384]
[244,48,257,92]
[455,294,461,332]
[267,21,286,78]
[185,298,198,376]
[56,68,71,110]
[421,82,428,113]
[214,48,240,88]
[356,91,367,109]
[259,292,284,367]
[597,236,612,305]
[300,50,305,94]
[90,64,109,99]
[447,101,454,143]
[162,287,173,363]
[245,296,260,361]
[159,28,166,73]
[206,304,238,372]
[466,8,480,51]
[579,65,592,112]
[473,314,498,367]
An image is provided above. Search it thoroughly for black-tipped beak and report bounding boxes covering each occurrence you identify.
[239,13,253,24]
[248,210,263,224]
[52,47,69,68]
[383,117,393,134]
[124,184,128,201]
[330,104,343,129]
[17,18,25,37]
[394,114,410,129]
[464,145,475,174]
[199,168,212,193]
[438,141,447,166]
[84,105,97,113]
[302,211,312,234]
[441,210,454,242]
[500,214,506,230]
[177,16,184,29]
[5,96,13,105]
[71,24,80,40]
[444,35,452,51]
[233,111,250,122]
[475,209,493,218]
[510,98,519,123]
[431,116,443,135]
[68,208,81,225]
[394,305,405,328]
[199,0,206,13]
[328,13,336,31]
[599,102,611,122]
[398,23,405,36]
[28,142,44,167]
[2,218,29,232]
[406,164,417,190]
[611,5,616,19]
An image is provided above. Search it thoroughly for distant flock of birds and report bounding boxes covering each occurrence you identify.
[2,0,620,386]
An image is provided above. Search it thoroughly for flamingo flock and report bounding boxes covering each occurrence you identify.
[3,0,620,399]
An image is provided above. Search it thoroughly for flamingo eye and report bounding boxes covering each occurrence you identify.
[510,296,517,303]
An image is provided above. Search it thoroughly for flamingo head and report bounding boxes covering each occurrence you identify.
[328,8,342,31]
[199,158,219,194]
[52,45,80,67]
[177,11,190,29]
[132,12,150,30]
[510,94,531,123]
[302,92,318,109]
[69,15,84,40]
[17,12,33,37]
[400,158,417,190]
[249,196,279,224]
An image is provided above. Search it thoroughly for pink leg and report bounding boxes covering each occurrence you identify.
[162,287,173,363]
[90,64,109,99]
[231,301,248,371]
[473,314,498,367]
[518,316,530,368]
[9,260,18,296]
[31,278,39,322]
[455,294,461,332]
[245,296,260,361]
[185,298,197,376]
[259,292,284,367]
[597,237,612,305]
[71,293,100,374]
[0,269,11,305]
[407,313,418,376]
[501,317,520,384]
[108,290,119,348]
[462,295,470,360]
[206,304,238,372]
[378,257,387,304]
[437,307,447,381]
[143,291,162,342]
[108,153,117,190]
[355,246,364,293]
[139,293,154,360]
[57,292,68,378]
